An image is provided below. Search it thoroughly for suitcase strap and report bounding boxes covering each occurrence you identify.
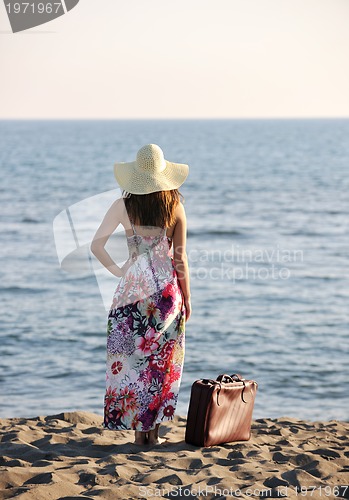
[216,373,248,406]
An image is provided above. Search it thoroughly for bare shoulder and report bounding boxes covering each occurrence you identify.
[102,197,127,226]
[175,201,186,219]
[112,197,132,228]
[109,197,126,216]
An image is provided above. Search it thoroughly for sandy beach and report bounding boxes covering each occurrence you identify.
[0,411,348,499]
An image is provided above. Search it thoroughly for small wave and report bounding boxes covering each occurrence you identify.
[0,286,48,294]
[301,275,342,281]
[284,230,328,236]
[188,229,245,237]
[21,217,40,223]
[46,372,76,379]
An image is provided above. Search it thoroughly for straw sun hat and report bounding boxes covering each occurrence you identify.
[114,144,189,195]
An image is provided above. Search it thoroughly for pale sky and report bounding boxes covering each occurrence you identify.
[1,0,349,119]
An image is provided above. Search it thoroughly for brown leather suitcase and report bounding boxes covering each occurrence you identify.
[185,373,258,447]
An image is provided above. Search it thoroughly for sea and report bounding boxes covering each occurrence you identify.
[0,118,348,422]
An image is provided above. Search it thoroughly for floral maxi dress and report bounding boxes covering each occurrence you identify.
[103,221,186,432]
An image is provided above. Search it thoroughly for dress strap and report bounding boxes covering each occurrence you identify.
[130,220,137,236]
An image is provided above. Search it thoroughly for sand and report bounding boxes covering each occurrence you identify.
[0,412,348,499]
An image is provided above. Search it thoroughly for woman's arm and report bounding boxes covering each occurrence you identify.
[172,202,191,321]
[90,199,125,278]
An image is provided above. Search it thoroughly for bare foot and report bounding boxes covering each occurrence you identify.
[134,430,148,445]
[147,424,161,445]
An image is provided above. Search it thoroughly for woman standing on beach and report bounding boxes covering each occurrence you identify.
[90,144,191,445]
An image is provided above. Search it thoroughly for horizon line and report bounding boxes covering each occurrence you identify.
[0,116,349,121]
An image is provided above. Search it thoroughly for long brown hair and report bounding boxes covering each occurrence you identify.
[123,189,183,227]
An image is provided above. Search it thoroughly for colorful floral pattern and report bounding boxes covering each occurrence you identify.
[103,227,186,432]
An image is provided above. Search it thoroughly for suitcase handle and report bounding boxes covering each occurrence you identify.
[216,373,243,383]
[216,374,250,406]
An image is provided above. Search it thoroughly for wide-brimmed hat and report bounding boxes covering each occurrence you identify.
[114,144,189,195]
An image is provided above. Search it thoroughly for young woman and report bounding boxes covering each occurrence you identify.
[90,144,191,446]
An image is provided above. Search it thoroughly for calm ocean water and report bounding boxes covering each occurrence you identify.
[0,119,348,422]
